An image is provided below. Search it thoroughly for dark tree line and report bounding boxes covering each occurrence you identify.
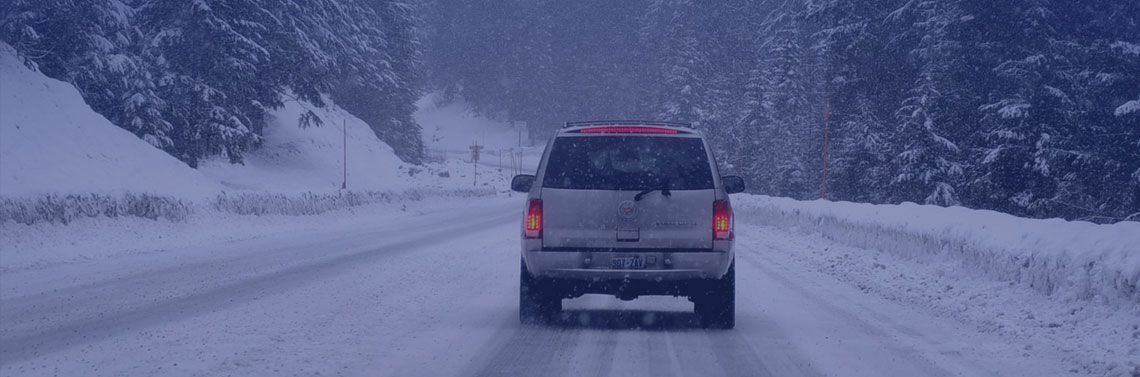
[425,0,1140,221]
[1,0,425,166]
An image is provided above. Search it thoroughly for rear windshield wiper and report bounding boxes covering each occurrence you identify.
[634,186,671,201]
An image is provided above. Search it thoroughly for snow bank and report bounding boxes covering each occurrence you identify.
[735,195,1140,310]
[0,193,192,225]
[0,42,219,199]
[212,188,493,217]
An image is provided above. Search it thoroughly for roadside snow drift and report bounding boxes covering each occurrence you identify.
[735,196,1140,310]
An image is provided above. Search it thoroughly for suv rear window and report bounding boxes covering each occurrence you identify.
[542,136,714,190]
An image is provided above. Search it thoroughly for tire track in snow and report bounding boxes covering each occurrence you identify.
[467,297,783,377]
[469,325,582,377]
[707,329,778,377]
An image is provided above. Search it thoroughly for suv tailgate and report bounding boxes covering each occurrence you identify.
[537,134,717,250]
[541,188,714,249]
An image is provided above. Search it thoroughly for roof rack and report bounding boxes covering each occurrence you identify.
[563,120,693,129]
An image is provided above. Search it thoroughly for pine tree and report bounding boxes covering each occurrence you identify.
[1064,0,1140,220]
[970,0,1095,218]
[644,0,715,126]
[805,0,907,202]
[378,1,426,163]
[742,18,816,198]
[831,95,893,203]
[889,0,966,206]
[136,0,282,166]
[332,0,425,163]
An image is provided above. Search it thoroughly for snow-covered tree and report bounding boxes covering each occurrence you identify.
[642,0,715,126]
[4,0,428,166]
[889,0,966,206]
[741,18,816,198]
[332,0,426,163]
[136,0,277,165]
[805,0,908,202]
[414,0,1135,220]
[830,95,893,204]
[968,0,1105,218]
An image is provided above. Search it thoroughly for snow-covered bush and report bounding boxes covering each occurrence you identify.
[0,194,192,225]
[212,188,495,216]
[735,195,1140,310]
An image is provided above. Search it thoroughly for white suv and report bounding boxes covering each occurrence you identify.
[511,120,745,328]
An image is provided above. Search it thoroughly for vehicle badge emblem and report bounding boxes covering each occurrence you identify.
[618,200,638,219]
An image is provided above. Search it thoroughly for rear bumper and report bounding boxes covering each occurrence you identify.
[523,250,732,298]
[523,249,732,282]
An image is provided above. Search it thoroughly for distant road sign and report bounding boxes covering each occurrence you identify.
[470,144,483,163]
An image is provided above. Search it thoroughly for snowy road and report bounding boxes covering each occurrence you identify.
[0,197,1072,376]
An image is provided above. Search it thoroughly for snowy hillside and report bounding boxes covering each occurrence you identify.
[0,42,505,201]
[0,41,510,239]
[0,43,219,199]
[0,45,508,270]
[197,96,409,193]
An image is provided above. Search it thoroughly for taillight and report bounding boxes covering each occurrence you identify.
[713,199,733,240]
[525,199,543,239]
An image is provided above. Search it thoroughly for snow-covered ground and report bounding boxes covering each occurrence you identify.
[4,194,1128,377]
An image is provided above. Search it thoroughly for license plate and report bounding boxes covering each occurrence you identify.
[610,256,646,270]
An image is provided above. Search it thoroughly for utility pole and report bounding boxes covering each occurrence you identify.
[820,97,831,200]
[515,121,528,148]
[341,119,347,190]
[502,148,509,197]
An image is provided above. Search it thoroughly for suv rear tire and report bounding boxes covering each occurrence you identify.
[694,261,735,329]
[519,260,561,324]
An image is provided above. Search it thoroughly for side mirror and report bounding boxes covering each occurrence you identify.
[511,174,535,193]
[722,175,746,194]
